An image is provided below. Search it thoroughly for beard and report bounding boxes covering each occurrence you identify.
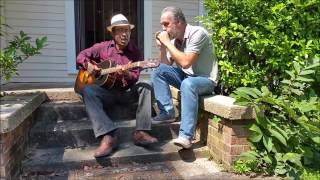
[168,27,178,40]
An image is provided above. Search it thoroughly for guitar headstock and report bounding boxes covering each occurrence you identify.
[138,58,160,69]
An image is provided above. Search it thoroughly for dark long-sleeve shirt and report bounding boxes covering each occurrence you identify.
[76,40,142,89]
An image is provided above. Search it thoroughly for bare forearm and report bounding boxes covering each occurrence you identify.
[159,47,171,65]
[165,43,191,68]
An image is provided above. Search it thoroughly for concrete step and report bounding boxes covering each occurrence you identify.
[21,158,225,180]
[30,118,180,148]
[35,100,140,121]
[22,140,209,172]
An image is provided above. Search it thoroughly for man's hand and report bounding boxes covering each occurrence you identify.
[156,31,171,47]
[85,62,100,74]
[155,31,164,48]
[116,63,131,78]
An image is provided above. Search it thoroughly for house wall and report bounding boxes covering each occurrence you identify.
[2,0,203,83]
[149,0,202,58]
[2,0,75,83]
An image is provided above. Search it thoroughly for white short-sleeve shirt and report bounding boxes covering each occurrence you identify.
[167,24,218,82]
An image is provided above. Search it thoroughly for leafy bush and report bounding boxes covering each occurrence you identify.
[199,1,319,178]
[231,58,319,178]
[199,0,320,95]
[0,11,47,81]
[0,31,47,81]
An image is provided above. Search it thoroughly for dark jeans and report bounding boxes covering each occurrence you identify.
[81,80,153,138]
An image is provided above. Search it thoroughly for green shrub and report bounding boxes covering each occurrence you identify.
[0,9,47,82]
[199,0,320,95]
[199,0,320,178]
[0,31,47,81]
[231,58,319,178]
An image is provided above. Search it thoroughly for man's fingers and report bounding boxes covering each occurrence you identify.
[94,65,101,71]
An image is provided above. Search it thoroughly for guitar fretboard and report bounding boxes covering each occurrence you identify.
[100,62,140,75]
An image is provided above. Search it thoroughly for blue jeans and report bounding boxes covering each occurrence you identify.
[151,64,215,140]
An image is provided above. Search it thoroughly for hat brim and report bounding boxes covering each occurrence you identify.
[107,24,135,32]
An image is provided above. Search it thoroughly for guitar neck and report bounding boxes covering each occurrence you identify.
[100,62,140,75]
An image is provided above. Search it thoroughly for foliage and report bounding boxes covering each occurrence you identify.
[233,160,259,174]
[231,58,320,179]
[0,10,47,81]
[199,1,319,178]
[199,0,320,95]
[300,168,320,180]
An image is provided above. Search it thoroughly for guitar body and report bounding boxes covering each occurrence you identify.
[74,60,117,93]
[94,60,117,88]
[74,59,159,93]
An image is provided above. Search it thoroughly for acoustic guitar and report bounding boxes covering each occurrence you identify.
[74,59,159,93]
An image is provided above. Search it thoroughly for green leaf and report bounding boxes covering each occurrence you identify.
[291,88,303,96]
[285,70,295,78]
[311,136,320,144]
[263,136,273,152]
[269,128,287,146]
[275,165,287,175]
[291,82,304,88]
[262,97,277,104]
[245,88,259,98]
[261,86,270,97]
[263,154,273,164]
[296,76,314,82]
[299,70,315,75]
[273,125,289,140]
[283,153,302,167]
[249,124,262,134]
[293,62,301,73]
[255,114,269,127]
[233,88,253,101]
[298,103,317,113]
[249,124,263,142]
[281,79,291,85]
[240,151,259,161]
[305,62,320,70]
[251,88,262,96]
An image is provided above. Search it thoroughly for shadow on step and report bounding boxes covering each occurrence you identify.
[94,141,204,167]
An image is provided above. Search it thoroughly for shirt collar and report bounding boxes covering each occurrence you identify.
[183,24,191,39]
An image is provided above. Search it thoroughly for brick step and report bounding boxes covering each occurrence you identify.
[22,140,209,172]
[35,100,141,121]
[30,118,180,148]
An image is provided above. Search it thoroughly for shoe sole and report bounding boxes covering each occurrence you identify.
[173,141,192,149]
[134,140,158,147]
[151,119,175,125]
[94,145,119,158]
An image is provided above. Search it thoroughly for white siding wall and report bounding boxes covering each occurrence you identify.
[150,0,201,58]
[3,0,75,83]
[2,0,201,83]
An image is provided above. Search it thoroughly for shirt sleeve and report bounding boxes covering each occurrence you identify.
[185,29,209,54]
[117,42,142,88]
[76,42,106,68]
[123,51,142,87]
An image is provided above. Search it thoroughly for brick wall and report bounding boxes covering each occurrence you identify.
[196,112,253,168]
[172,87,255,168]
[0,114,35,180]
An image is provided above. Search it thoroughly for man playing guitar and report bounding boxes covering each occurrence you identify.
[76,14,158,158]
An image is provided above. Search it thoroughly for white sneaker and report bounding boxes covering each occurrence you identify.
[173,136,192,149]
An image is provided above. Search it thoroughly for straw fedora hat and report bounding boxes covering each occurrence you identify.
[107,14,135,32]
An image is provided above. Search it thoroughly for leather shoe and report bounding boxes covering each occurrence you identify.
[133,130,158,146]
[94,135,118,158]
